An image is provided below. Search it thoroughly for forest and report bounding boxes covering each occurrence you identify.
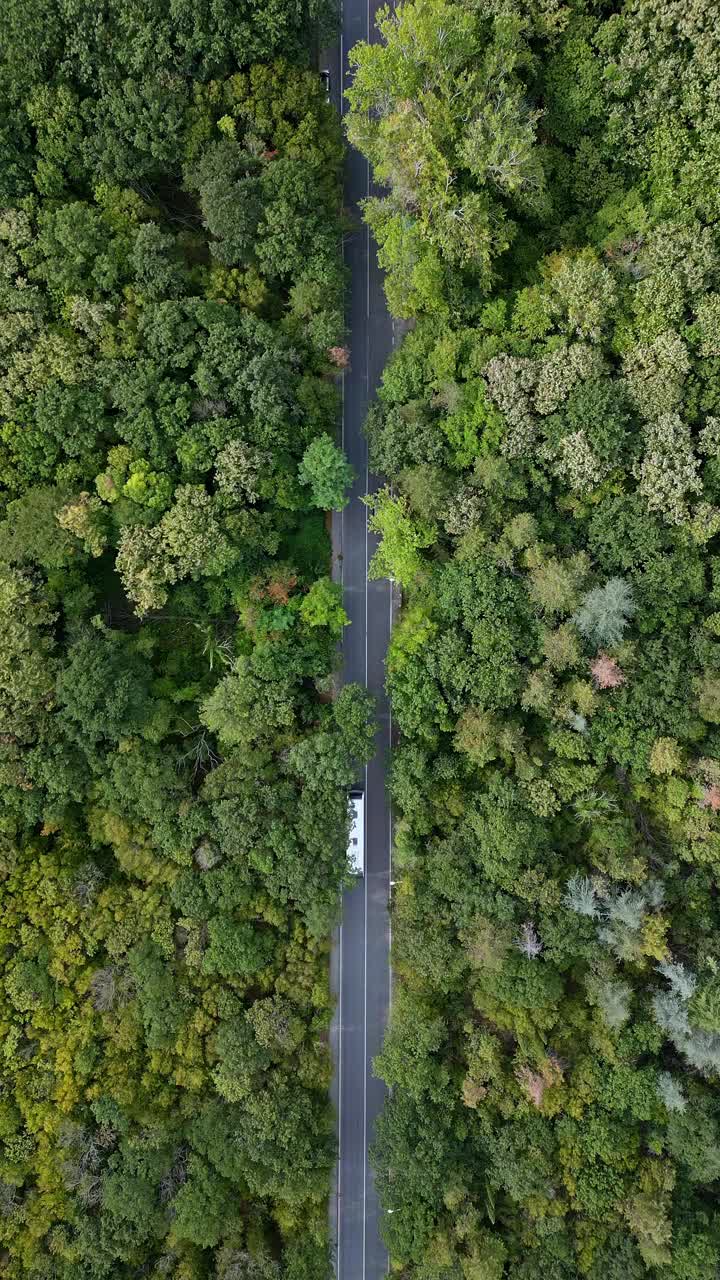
[346,0,720,1277]
[0,3,373,1278]
[4,0,720,1278]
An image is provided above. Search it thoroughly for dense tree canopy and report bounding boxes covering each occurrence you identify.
[348,1,720,1277]
[0,4,369,1278]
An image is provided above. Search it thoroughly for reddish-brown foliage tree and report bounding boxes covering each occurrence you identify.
[590,653,625,689]
[701,784,720,811]
[328,345,350,369]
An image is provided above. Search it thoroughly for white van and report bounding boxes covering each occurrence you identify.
[348,790,365,876]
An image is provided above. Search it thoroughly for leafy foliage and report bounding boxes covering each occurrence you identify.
[299,434,355,510]
[353,1,720,1277]
[0,7,374,1279]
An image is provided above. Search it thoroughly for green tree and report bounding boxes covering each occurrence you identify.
[365,488,435,586]
[299,577,348,635]
[345,2,545,314]
[298,435,355,510]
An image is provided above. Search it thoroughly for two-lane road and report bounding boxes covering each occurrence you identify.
[326,2,395,1278]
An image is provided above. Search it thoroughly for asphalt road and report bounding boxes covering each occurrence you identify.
[325,4,395,1278]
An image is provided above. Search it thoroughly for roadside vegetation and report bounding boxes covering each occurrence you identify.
[0,5,372,1277]
[348,1,720,1276]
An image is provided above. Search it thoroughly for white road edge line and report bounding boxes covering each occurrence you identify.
[337,15,345,1276]
[388,575,393,1023]
[362,207,370,1280]
[337,917,343,1264]
[362,0,371,1267]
